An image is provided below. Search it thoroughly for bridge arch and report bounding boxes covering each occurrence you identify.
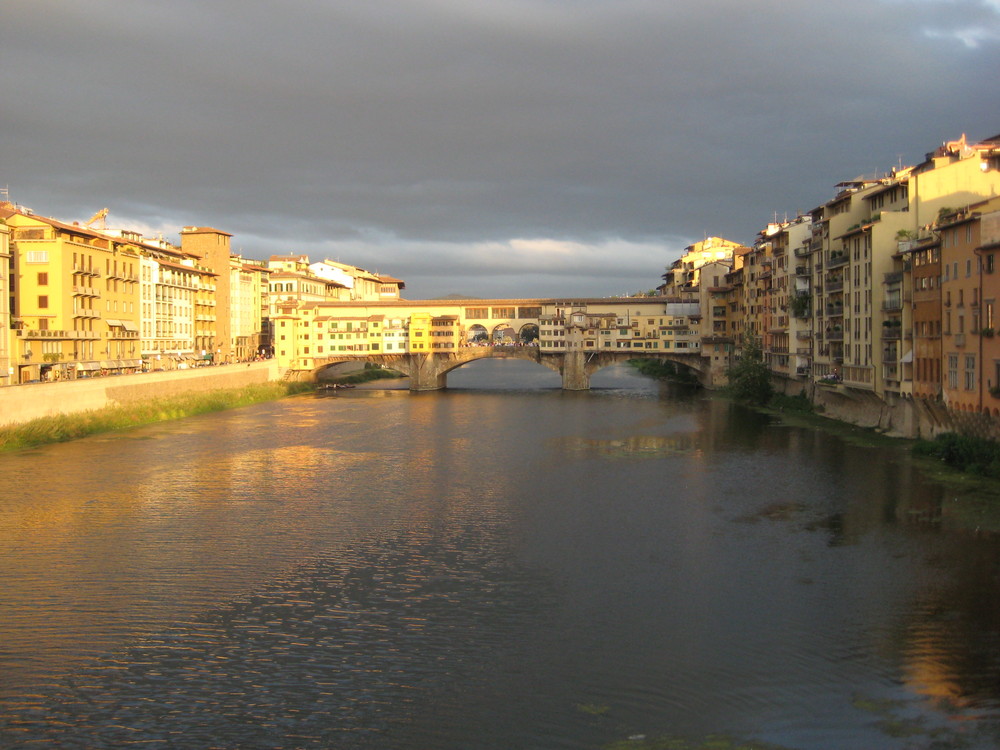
[467,324,488,343]
[492,324,516,344]
[519,323,539,343]
[303,349,713,391]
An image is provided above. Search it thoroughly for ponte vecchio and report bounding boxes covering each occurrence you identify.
[273,297,732,390]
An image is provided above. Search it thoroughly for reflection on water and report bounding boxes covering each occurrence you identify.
[2,361,1000,748]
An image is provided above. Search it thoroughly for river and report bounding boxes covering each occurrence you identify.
[2,361,1000,749]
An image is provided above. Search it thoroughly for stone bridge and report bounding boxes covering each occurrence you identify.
[303,347,711,391]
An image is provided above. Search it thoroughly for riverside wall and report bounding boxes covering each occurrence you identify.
[0,361,283,427]
[775,375,1000,441]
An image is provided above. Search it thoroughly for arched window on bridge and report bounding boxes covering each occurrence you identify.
[467,324,488,345]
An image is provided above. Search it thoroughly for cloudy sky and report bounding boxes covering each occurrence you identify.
[3,0,999,299]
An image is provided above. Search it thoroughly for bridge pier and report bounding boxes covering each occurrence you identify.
[407,353,447,391]
[561,351,590,391]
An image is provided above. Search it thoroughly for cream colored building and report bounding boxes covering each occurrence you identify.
[539,299,700,354]
[658,236,742,299]
[231,257,268,361]
[309,259,393,301]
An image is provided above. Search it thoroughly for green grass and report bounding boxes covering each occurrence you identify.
[0,382,313,452]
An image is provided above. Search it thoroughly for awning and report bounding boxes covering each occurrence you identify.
[120,320,138,332]
[105,318,122,328]
[900,350,913,364]
[77,361,101,371]
[99,360,117,369]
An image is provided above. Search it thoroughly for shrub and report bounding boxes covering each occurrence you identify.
[726,335,773,406]
[913,432,1000,479]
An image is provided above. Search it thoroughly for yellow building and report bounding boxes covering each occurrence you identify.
[274,299,543,370]
[180,226,236,362]
[1,205,143,382]
[0,219,11,386]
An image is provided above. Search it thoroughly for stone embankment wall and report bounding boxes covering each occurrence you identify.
[0,361,283,427]
[775,376,1000,441]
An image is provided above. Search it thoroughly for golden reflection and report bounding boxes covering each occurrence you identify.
[900,627,971,711]
[554,434,702,459]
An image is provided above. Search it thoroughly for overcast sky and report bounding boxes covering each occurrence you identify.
[3,0,999,299]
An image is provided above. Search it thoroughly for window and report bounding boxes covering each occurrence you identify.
[948,355,959,389]
[38,295,48,309]
[965,355,976,391]
[37,272,48,285]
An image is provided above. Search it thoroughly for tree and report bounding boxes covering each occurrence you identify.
[726,335,773,406]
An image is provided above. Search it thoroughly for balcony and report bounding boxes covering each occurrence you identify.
[827,330,844,341]
[826,280,843,293]
[827,253,848,269]
[15,329,71,340]
[954,333,966,347]
[882,300,903,311]
[796,330,813,340]
[883,271,903,284]
[795,265,809,276]
[794,246,811,258]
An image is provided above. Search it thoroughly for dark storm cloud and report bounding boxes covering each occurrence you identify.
[3,0,998,297]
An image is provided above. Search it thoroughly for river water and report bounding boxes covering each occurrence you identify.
[2,361,1000,749]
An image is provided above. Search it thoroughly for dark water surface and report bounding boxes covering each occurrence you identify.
[3,361,1000,749]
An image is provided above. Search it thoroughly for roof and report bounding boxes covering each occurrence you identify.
[181,226,233,237]
[158,259,199,273]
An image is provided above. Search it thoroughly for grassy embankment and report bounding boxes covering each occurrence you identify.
[0,381,314,452]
